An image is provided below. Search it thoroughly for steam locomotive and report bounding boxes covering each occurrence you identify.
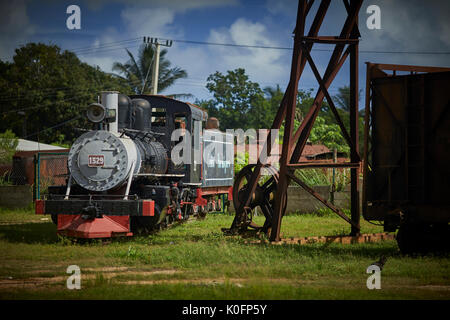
[35,91,234,238]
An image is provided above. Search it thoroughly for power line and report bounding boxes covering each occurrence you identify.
[0,86,75,98]
[76,44,142,56]
[0,76,145,104]
[59,36,450,57]
[360,49,450,55]
[68,38,141,52]
[152,36,450,55]
[24,115,82,139]
[0,94,92,115]
[0,89,90,103]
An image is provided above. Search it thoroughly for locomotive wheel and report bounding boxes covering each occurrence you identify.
[231,164,287,234]
[131,204,161,234]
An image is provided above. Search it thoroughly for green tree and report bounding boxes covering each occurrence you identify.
[293,86,365,155]
[333,85,364,112]
[324,86,365,154]
[263,84,283,110]
[277,88,360,156]
[309,116,350,154]
[263,84,284,124]
[0,43,132,144]
[112,44,187,95]
[199,68,274,130]
[0,130,18,165]
[334,85,351,111]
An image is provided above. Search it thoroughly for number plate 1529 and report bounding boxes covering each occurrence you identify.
[88,155,104,167]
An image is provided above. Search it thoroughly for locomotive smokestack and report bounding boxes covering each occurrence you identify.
[101,91,119,134]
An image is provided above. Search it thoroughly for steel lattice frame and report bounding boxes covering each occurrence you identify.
[226,0,364,241]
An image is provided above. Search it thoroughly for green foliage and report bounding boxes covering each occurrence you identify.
[234,151,249,175]
[263,84,284,113]
[197,68,277,130]
[38,176,55,197]
[0,130,18,165]
[0,43,133,144]
[201,75,364,157]
[294,168,351,191]
[332,85,363,113]
[50,134,71,149]
[278,88,365,156]
[0,171,12,186]
[309,116,350,155]
[113,44,187,94]
[295,169,330,186]
[333,85,351,112]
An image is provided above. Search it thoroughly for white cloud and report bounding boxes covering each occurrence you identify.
[163,45,215,98]
[77,27,132,73]
[79,0,239,77]
[205,18,289,86]
[144,17,294,101]
[118,0,239,39]
[83,55,118,73]
[121,6,179,39]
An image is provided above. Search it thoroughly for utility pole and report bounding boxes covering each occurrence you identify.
[152,43,160,95]
[143,37,173,95]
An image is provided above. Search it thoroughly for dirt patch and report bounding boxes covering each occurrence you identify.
[120,278,244,286]
[83,267,130,272]
[0,269,180,289]
[118,277,315,287]
[0,276,241,289]
[0,278,61,288]
[0,220,47,226]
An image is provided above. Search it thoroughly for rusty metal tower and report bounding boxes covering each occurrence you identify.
[225,0,363,241]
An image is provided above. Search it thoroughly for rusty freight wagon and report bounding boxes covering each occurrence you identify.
[363,63,450,253]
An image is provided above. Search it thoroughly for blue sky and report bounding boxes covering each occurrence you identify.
[1,0,450,106]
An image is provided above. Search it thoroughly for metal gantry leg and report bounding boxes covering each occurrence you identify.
[349,10,361,236]
[225,0,363,241]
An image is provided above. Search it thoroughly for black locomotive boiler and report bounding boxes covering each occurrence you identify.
[35,91,234,238]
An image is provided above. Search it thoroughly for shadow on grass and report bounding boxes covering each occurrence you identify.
[288,241,399,258]
[0,223,59,244]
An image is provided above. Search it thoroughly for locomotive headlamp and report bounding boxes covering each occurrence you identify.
[86,103,106,123]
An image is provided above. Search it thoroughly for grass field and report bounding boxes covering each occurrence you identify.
[0,207,449,300]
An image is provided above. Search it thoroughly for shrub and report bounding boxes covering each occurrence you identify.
[0,130,18,165]
[294,168,350,191]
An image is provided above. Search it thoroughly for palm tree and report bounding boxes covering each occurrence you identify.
[113,44,188,96]
[333,85,362,112]
[334,85,351,112]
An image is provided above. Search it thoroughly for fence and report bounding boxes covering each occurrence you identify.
[9,156,30,185]
[34,152,69,200]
